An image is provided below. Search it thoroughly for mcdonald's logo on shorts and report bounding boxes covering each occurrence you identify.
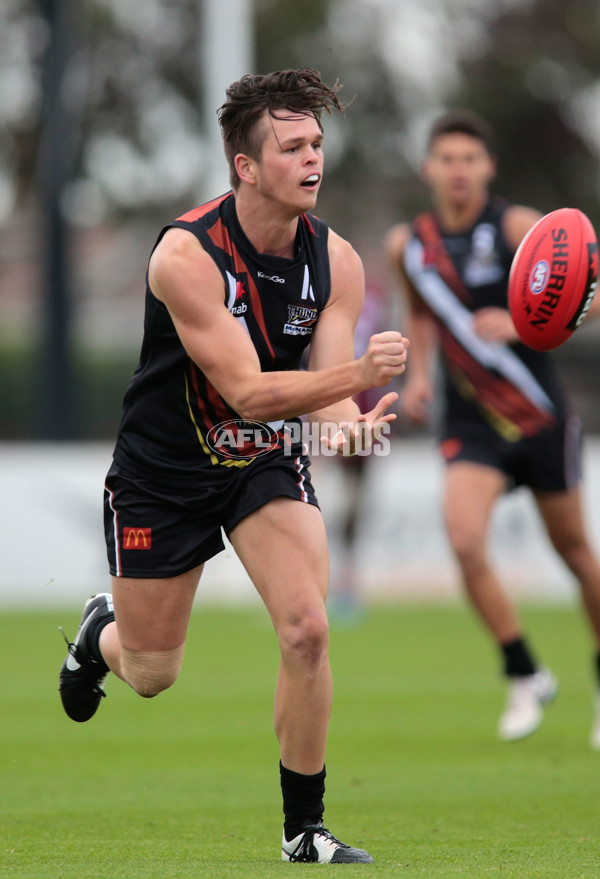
[123,527,152,549]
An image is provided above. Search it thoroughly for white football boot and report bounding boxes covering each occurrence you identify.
[282,824,374,863]
[498,668,558,741]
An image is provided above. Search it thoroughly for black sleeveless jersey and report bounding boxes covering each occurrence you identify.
[112,192,331,483]
[403,198,569,440]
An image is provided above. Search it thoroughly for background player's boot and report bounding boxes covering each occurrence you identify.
[59,593,114,722]
[498,668,558,741]
[282,823,374,863]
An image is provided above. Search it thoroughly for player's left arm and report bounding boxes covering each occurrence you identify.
[306,230,404,454]
[473,205,543,344]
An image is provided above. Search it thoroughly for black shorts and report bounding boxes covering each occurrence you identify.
[440,413,582,493]
[103,451,319,578]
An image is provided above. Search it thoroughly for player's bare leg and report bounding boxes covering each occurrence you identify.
[535,488,600,646]
[535,488,600,748]
[100,565,203,694]
[229,496,373,863]
[59,566,202,721]
[230,498,331,775]
[444,462,556,740]
[443,462,519,641]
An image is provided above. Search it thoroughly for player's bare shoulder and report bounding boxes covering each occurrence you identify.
[327,228,365,299]
[149,226,221,304]
[327,228,364,273]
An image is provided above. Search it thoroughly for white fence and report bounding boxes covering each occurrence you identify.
[2,439,600,608]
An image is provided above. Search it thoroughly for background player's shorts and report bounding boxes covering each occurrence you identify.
[104,450,318,579]
[440,412,582,493]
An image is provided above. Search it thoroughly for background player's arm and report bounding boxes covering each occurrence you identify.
[385,223,437,424]
[472,205,543,343]
[149,227,407,423]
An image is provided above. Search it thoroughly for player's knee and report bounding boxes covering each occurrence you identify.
[556,538,594,578]
[121,645,185,698]
[448,523,486,570]
[280,609,329,667]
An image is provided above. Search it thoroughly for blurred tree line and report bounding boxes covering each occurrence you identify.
[1,0,600,438]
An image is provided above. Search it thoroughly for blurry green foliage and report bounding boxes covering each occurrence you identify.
[0,340,134,439]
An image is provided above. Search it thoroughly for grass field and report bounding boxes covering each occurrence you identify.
[1,602,599,878]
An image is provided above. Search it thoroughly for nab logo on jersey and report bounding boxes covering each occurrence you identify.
[230,281,248,316]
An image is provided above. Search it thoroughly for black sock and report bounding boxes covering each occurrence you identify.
[84,610,114,671]
[594,652,600,685]
[500,635,537,677]
[280,761,326,842]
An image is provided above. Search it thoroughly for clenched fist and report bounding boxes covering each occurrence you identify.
[360,331,409,387]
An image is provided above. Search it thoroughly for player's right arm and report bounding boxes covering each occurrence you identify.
[385,223,437,424]
[149,227,407,423]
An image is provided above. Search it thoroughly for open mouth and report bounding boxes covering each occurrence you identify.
[301,174,320,188]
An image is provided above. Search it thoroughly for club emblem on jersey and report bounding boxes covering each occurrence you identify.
[464,222,504,286]
[283,304,318,336]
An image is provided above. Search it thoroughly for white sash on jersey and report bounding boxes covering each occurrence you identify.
[404,236,556,416]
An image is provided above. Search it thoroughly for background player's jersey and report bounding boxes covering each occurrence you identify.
[113,192,331,482]
[403,198,569,441]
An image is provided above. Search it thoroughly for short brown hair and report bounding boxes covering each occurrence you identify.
[428,110,495,155]
[218,68,344,189]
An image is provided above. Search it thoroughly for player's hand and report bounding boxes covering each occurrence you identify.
[359,332,409,387]
[402,375,433,424]
[472,307,518,343]
[321,391,398,456]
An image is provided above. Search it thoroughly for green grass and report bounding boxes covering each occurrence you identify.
[1,603,600,877]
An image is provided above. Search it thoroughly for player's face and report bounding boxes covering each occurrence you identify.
[422,133,496,209]
[250,110,324,213]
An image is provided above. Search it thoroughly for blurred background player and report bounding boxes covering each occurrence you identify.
[386,109,600,745]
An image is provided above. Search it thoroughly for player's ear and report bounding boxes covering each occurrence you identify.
[235,153,257,186]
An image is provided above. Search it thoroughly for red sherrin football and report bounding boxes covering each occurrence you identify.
[508,207,598,351]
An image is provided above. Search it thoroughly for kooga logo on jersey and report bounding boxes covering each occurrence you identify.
[258,271,285,283]
[206,420,279,459]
